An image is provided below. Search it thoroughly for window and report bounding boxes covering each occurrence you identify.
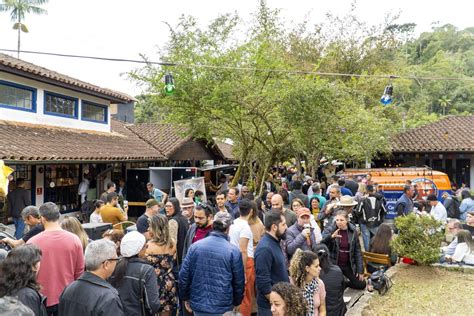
[44,92,78,118]
[82,101,107,123]
[0,81,36,112]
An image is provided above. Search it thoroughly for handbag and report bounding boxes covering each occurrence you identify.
[370,268,393,295]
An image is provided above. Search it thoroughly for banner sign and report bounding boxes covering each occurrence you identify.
[174,177,207,203]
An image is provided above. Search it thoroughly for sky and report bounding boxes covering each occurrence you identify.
[0,0,472,97]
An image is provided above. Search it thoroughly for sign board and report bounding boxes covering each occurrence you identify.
[173,177,207,203]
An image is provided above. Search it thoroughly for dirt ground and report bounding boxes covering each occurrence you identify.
[363,264,474,315]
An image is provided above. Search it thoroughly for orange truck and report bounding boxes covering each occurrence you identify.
[338,168,453,219]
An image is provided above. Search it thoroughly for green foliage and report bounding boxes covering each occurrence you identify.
[391,213,444,265]
[131,1,473,188]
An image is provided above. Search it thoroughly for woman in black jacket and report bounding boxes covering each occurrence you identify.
[322,210,366,290]
[315,244,346,316]
[165,198,189,267]
[110,231,161,316]
[0,244,47,316]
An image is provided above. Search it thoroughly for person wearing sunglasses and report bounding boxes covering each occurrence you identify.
[59,239,124,316]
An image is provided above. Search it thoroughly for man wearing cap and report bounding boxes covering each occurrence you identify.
[136,199,161,239]
[427,194,447,223]
[286,207,318,259]
[179,212,245,315]
[59,240,123,316]
[181,197,195,225]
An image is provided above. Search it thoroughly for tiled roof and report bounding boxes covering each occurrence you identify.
[0,53,135,103]
[391,115,474,153]
[126,123,192,157]
[214,141,236,161]
[0,119,164,162]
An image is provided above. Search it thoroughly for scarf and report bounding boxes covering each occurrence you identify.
[303,278,319,316]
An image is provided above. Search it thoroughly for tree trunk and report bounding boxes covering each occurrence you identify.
[231,148,249,187]
[257,159,271,197]
[17,19,21,58]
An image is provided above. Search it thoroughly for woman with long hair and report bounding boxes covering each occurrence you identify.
[354,183,367,202]
[289,249,326,316]
[110,231,160,315]
[146,214,177,315]
[270,282,308,316]
[0,244,47,315]
[60,216,89,251]
[446,230,474,265]
[164,198,189,268]
[322,210,365,290]
[314,244,346,316]
[248,200,265,248]
[184,188,195,203]
[102,229,125,256]
[309,196,322,229]
[368,224,397,272]
[460,191,474,221]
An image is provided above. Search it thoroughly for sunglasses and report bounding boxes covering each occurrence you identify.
[103,257,121,263]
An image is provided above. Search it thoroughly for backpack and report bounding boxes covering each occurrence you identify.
[370,268,393,295]
[447,196,461,219]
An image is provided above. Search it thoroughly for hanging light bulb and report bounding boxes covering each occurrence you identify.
[380,83,393,105]
[164,72,175,96]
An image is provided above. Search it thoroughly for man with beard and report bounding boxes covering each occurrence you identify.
[255,211,289,316]
[182,204,214,259]
[269,194,297,227]
[214,190,232,217]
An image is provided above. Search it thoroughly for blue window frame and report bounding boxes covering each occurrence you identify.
[44,91,78,119]
[0,80,36,112]
[81,101,108,123]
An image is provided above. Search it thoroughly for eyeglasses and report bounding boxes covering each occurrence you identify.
[165,205,173,208]
[103,257,121,263]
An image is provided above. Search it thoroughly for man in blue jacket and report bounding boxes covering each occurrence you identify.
[179,212,244,315]
[255,211,289,316]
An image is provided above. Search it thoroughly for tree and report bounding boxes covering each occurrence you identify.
[0,0,48,58]
[438,96,452,115]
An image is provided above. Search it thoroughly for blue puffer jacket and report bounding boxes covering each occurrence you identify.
[179,231,245,314]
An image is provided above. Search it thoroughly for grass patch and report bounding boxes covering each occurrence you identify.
[363,264,474,315]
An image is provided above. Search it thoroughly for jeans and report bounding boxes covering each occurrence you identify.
[340,264,366,290]
[360,224,379,251]
[13,217,25,240]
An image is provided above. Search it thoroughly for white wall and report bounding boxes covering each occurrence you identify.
[0,73,111,133]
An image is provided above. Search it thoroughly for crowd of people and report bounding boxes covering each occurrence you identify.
[1,171,473,316]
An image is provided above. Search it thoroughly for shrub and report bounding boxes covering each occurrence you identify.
[391,213,444,265]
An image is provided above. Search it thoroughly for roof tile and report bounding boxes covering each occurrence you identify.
[0,53,135,103]
[391,115,474,152]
